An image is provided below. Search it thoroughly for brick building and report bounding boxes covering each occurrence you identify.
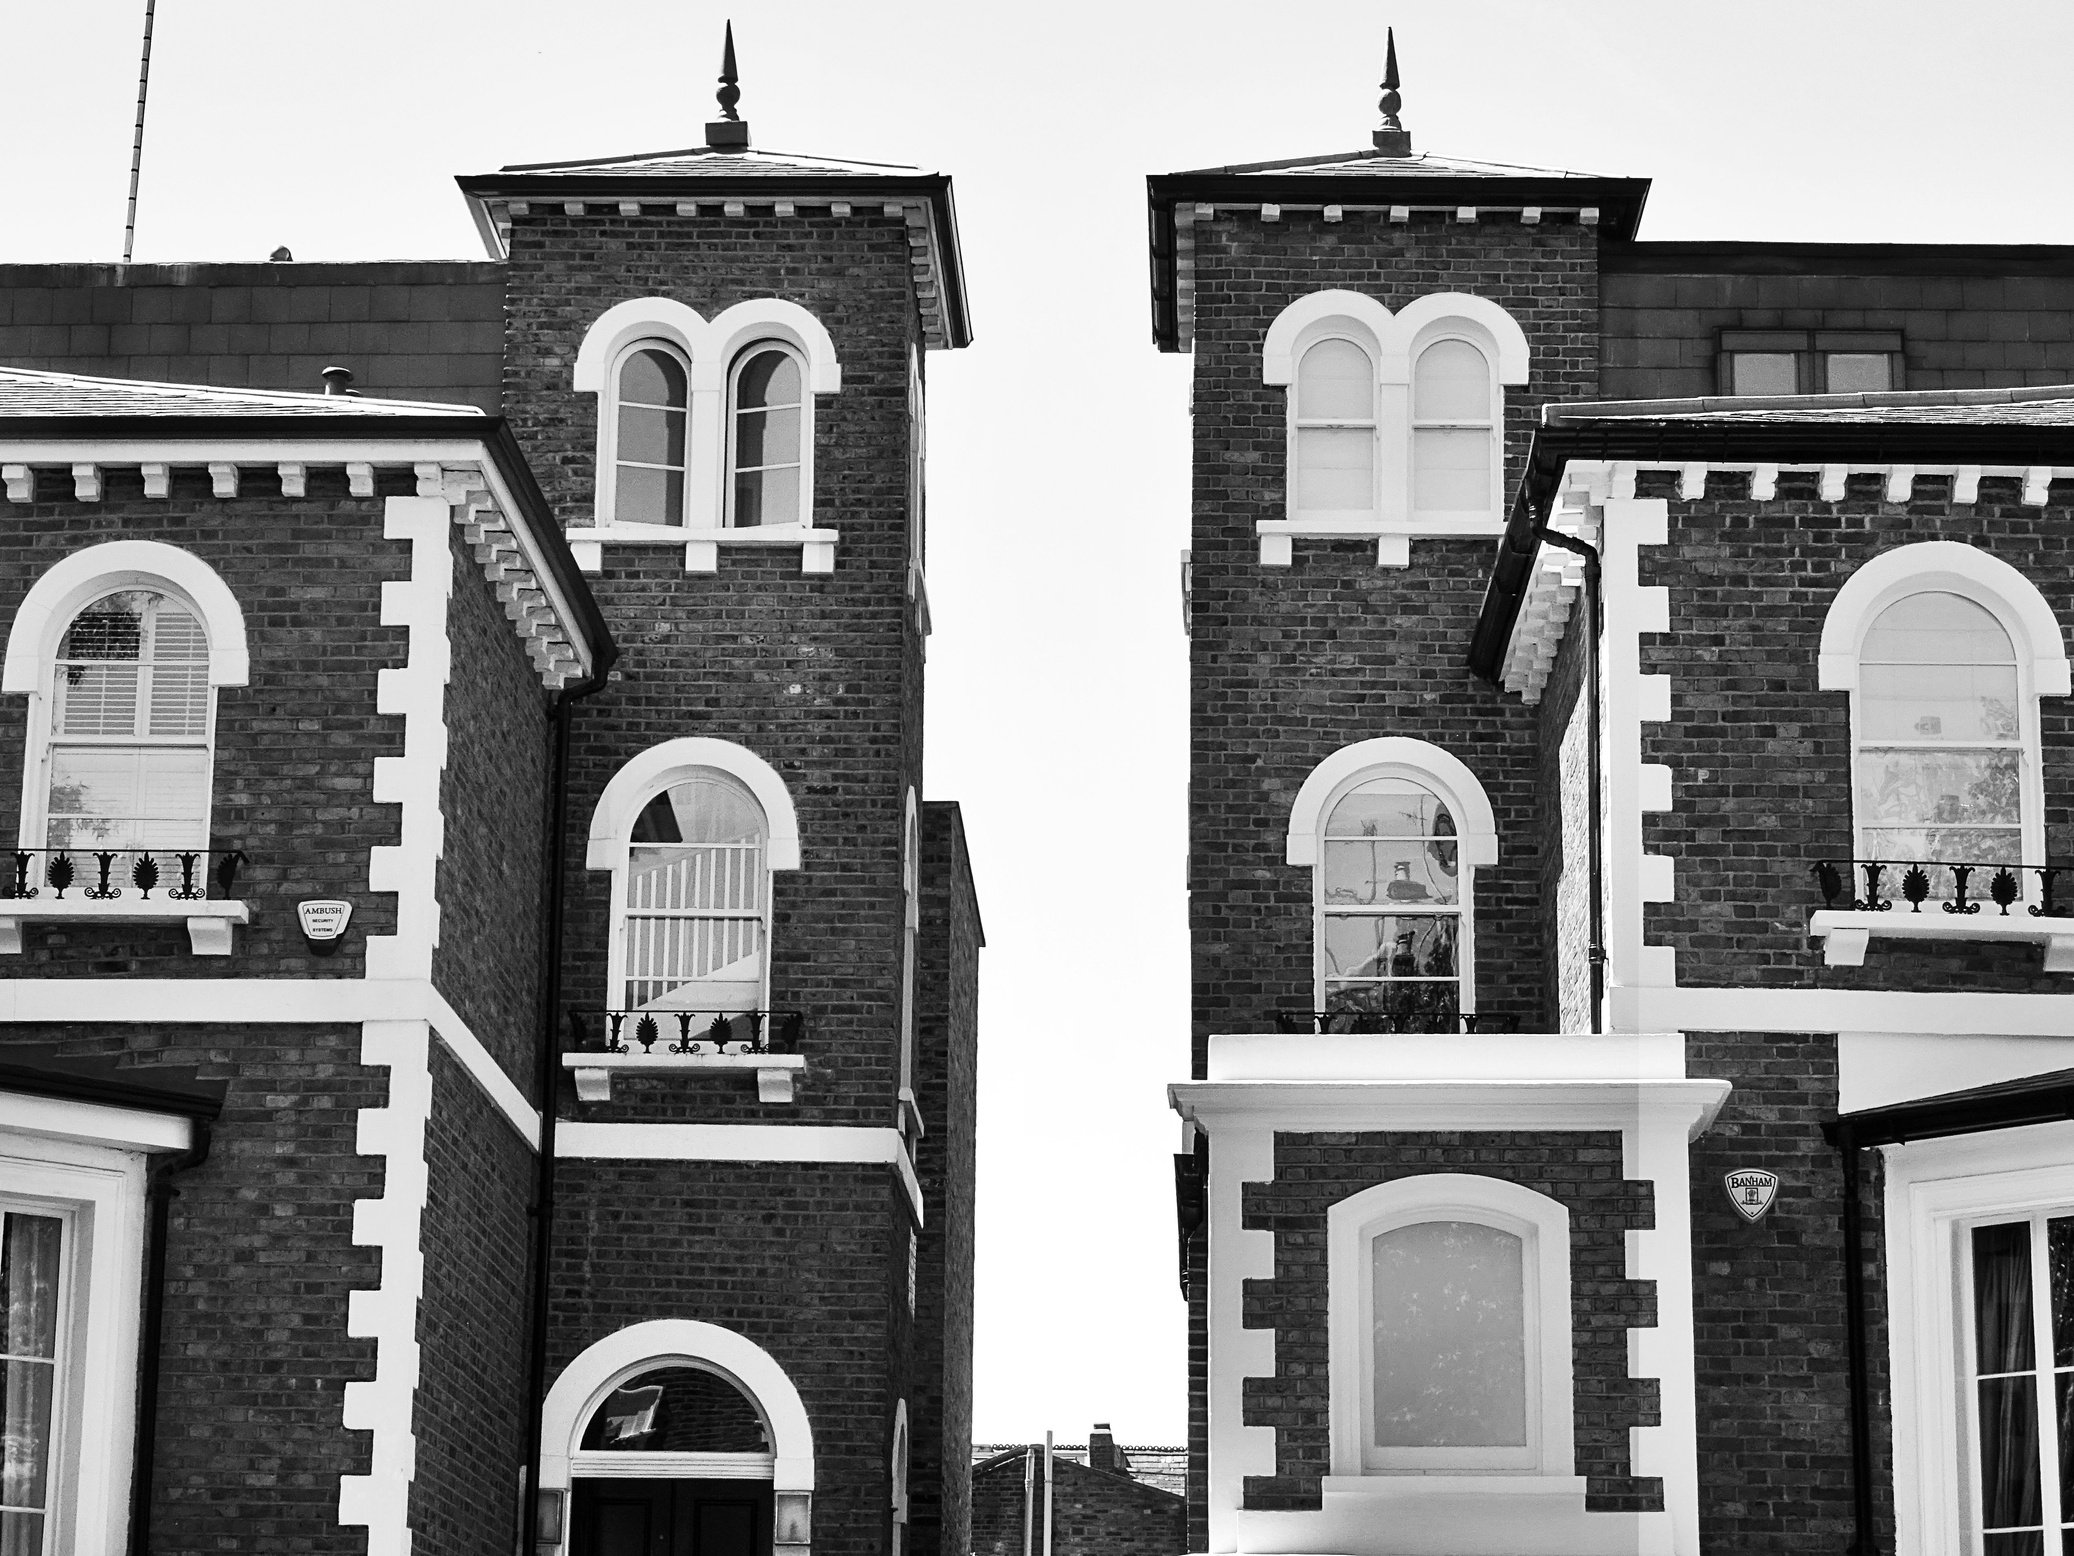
[1157,52,2074,1556]
[0,80,979,1556]
[969,1428,1186,1556]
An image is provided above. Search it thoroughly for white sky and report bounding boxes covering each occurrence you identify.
[5,0,2073,1448]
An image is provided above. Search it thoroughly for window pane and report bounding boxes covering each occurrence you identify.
[579,1366,770,1453]
[1296,339,1372,421]
[1983,1533,2044,1556]
[617,404,686,468]
[58,594,145,662]
[1864,594,2015,666]
[1,1216,62,1360]
[0,1512,45,1555]
[146,664,211,738]
[1414,339,1489,422]
[1323,837,1458,907]
[1296,428,1373,511]
[53,663,141,736]
[1414,428,1491,513]
[1371,1220,1526,1447]
[1860,664,2020,744]
[0,1360,54,1510]
[633,776,765,847]
[1855,748,2021,829]
[736,349,801,410]
[1980,1376,2043,1533]
[614,463,681,527]
[620,347,686,408]
[150,603,207,663]
[737,405,801,469]
[2058,1371,2074,1524]
[1323,914,1459,983]
[736,466,800,529]
[1976,1222,2036,1374]
[1827,352,1892,393]
[1731,353,1797,395]
[2051,1218,2074,1367]
[48,747,209,850]
[622,912,764,1010]
[1327,777,1454,840]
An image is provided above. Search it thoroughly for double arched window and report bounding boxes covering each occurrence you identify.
[1293,337,1378,518]
[1409,335,1498,525]
[1289,739,1498,1029]
[607,343,691,527]
[729,345,806,529]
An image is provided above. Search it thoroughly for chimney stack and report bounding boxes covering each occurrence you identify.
[1088,1422,1119,1473]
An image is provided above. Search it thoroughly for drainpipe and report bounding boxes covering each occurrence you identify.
[1022,1445,1035,1556]
[1833,1122,1877,1556]
[1533,526,1606,1034]
[128,1118,212,1556]
[520,672,606,1556]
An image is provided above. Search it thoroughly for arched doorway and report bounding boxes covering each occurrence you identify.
[541,1321,815,1556]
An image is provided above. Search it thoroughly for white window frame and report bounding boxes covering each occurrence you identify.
[1408,327,1502,528]
[890,1399,910,1556]
[725,340,813,532]
[585,740,801,1019]
[1288,333,1381,522]
[1326,1173,1573,1477]
[897,789,922,1143]
[596,337,694,529]
[1288,738,1499,1018]
[1884,1123,2074,1556]
[1819,542,2070,888]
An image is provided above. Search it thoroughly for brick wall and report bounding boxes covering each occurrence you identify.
[1601,254,2074,400]
[1186,212,1602,1070]
[908,801,982,1556]
[1535,626,1593,1032]
[1637,469,2074,990]
[970,1452,1187,1556]
[0,473,414,976]
[432,521,554,1096]
[0,1020,384,1552]
[409,1041,537,1555]
[1236,1131,1660,1513]
[0,262,504,408]
[1686,1033,1891,1554]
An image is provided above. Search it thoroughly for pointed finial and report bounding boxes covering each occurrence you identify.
[706,20,750,149]
[1373,27,1412,155]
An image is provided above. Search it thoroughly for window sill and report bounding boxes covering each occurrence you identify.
[0,898,249,956]
[1810,909,2074,971]
[1257,516,1507,567]
[1257,1474,1656,1556]
[566,524,837,576]
[562,1050,805,1104]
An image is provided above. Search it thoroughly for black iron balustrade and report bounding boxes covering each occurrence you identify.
[1274,1008,1521,1036]
[568,1008,807,1057]
[1,846,246,903]
[1811,858,2073,918]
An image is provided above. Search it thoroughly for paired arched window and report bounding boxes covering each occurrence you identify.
[1410,336,1497,523]
[729,345,806,529]
[1820,542,2068,891]
[1328,1174,1572,1477]
[1293,337,1378,517]
[1289,739,1499,1028]
[608,343,690,527]
[588,740,802,1024]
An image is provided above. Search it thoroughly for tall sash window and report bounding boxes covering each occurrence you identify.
[621,771,769,1016]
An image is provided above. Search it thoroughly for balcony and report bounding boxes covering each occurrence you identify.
[0,847,250,955]
[562,1008,807,1103]
[1809,858,2074,971]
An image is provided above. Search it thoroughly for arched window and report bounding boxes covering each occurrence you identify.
[1328,1174,1572,1477]
[1289,738,1498,1029]
[43,588,213,850]
[1411,337,1497,523]
[620,770,770,1017]
[898,790,919,1128]
[890,1400,911,1556]
[1292,337,1378,518]
[607,341,691,527]
[729,344,807,529]
[569,1365,776,1554]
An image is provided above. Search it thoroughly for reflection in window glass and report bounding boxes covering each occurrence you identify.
[1967,1215,2074,1555]
[623,772,768,1012]
[732,348,804,528]
[47,590,212,849]
[580,1366,771,1453]
[1294,339,1375,514]
[615,346,688,526]
[1730,353,1797,396]
[1320,777,1461,1023]
[1371,1219,1526,1447]
[1,1209,64,1556]
[1856,593,2022,866]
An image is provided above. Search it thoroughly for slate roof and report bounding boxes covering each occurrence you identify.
[0,365,485,419]
[971,1443,1187,1498]
[490,146,933,180]
[1548,383,2074,428]
[1167,148,1627,181]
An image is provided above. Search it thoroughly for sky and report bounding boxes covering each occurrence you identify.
[5,0,2074,1448]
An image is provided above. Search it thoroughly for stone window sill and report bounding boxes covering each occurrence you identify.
[1811,909,2074,971]
[566,524,837,576]
[1256,515,1506,568]
[0,899,250,956]
[562,1050,805,1104]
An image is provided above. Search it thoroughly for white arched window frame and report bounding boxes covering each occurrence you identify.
[890,1399,910,1556]
[1288,738,1498,1019]
[1327,1174,1573,1478]
[538,1319,815,1555]
[1408,324,1501,527]
[3,542,249,854]
[597,337,694,528]
[726,340,812,531]
[1260,291,1528,565]
[572,296,841,540]
[586,739,802,1020]
[897,789,921,1141]
[1818,542,2069,894]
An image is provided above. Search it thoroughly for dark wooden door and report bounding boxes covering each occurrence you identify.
[571,1479,771,1556]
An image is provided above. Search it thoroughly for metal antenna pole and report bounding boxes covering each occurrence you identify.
[122,0,158,264]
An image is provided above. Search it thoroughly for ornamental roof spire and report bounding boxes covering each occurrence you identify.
[706,21,749,150]
[1373,28,1411,156]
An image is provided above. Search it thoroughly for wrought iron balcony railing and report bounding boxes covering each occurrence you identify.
[1274,1008,1521,1036]
[2,847,246,903]
[570,1008,807,1057]
[1812,859,2073,918]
